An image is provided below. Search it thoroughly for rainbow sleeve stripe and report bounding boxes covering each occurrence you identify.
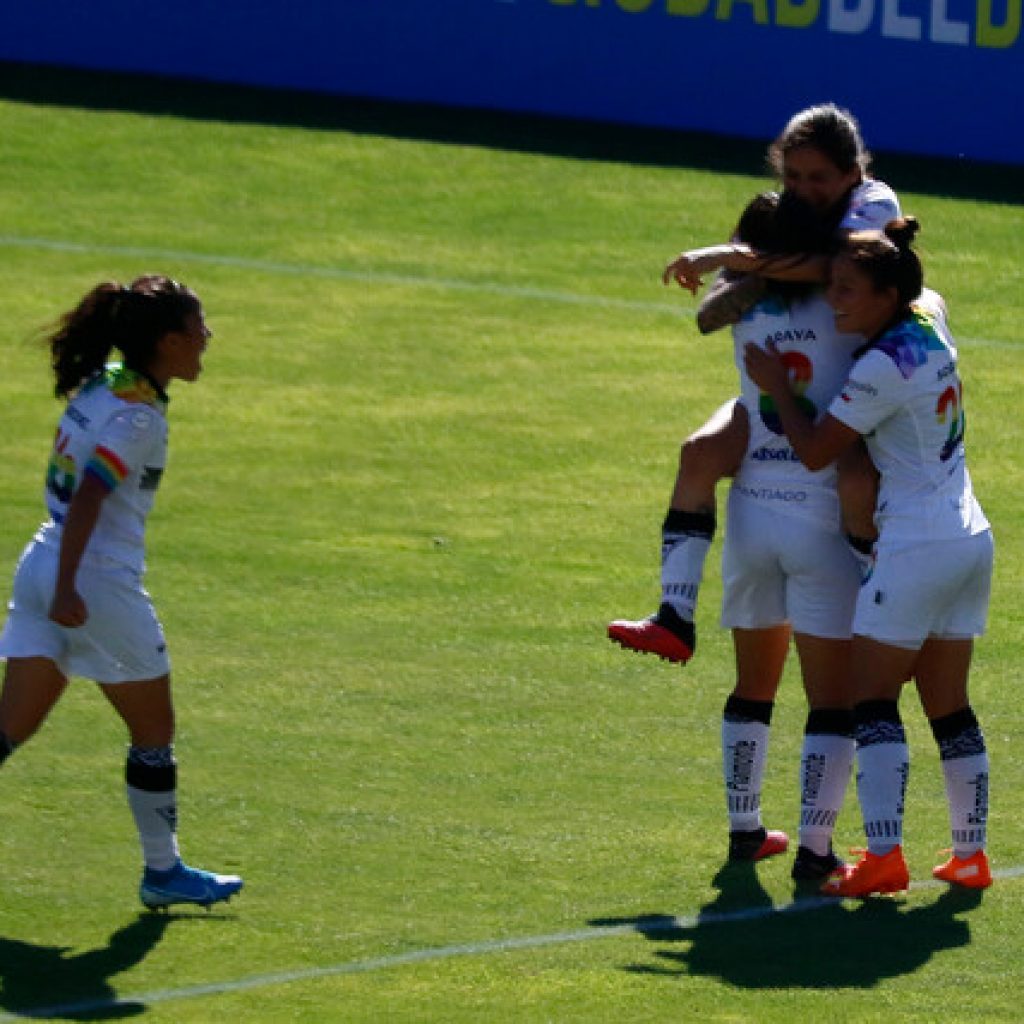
[85,445,130,491]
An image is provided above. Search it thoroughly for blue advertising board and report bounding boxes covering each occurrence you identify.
[1,0,1021,166]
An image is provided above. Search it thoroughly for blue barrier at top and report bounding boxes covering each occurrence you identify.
[1,0,1022,166]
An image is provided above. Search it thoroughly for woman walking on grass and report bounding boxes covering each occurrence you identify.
[0,275,243,910]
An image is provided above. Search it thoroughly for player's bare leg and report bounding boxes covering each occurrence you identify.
[609,399,748,664]
[102,675,243,911]
[0,656,68,757]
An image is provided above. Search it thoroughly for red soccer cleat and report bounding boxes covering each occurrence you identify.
[729,828,790,862]
[607,604,695,664]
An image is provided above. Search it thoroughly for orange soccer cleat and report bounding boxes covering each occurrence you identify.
[821,846,910,898]
[932,849,992,889]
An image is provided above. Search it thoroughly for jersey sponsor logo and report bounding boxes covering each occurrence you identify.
[140,466,164,491]
[750,446,802,463]
[737,484,808,503]
[66,405,90,430]
[764,327,817,346]
[759,350,816,435]
[840,377,878,401]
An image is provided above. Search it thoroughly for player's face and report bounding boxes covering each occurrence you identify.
[782,146,861,213]
[826,255,899,339]
[165,311,211,383]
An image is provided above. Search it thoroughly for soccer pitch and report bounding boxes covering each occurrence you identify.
[0,79,1023,1021]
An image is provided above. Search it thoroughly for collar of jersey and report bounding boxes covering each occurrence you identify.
[106,364,169,413]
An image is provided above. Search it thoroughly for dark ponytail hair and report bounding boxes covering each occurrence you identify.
[48,274,200,398]
[839,217,924,308]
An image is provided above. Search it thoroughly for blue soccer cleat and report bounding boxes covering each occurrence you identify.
[140,860,243,911]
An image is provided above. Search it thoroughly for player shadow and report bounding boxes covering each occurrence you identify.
[0,912,176,1020]
[591,861,984,989]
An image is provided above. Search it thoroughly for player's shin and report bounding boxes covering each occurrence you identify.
[853,700,909,855]
[798,709,855,857]
[931,707,989,857]
[126,745,181,871]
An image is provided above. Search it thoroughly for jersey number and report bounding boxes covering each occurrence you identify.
[45,430,77,505]
[937,382,965,462]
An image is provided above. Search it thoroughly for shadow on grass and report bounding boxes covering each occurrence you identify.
[0,912,176,1020]
[0,61,1021,205]
[592,861,984,989]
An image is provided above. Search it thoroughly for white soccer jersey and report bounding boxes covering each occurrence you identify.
[35,365,169,574]
[828,294,989,543]
[732,290,863,528]
[841,179,901,232]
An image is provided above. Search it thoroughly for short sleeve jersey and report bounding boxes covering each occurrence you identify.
[37,365,169,573]
[733,291,863,528]
[841,179,901,232]
[827,292,989,542]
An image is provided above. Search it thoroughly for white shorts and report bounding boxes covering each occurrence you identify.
[721,487,860,638]
[0,541,170,684]
[854,530,993,650]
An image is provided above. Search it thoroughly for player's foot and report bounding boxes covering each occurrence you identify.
[729,827,789,863]
[791,845,843,882]
[932,849,992,889]
[821,846,909,897]
[140,860,243,910]
[607,603,695,664]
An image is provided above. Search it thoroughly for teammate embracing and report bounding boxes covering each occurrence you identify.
[745,220,993,895]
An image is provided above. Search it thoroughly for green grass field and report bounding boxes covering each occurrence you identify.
[0,78,1023,1021]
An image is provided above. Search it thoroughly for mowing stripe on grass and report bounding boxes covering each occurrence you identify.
[0,234,690,319]
[4,866,1021,1021]
[0,234,1018,350]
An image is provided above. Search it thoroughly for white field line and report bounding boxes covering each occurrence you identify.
[3,866,1022,1021]
[0,234,689,319]
[0,234,1017,349]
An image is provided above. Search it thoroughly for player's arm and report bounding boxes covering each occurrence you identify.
[664,245,829,291]
[742,342,861,470]
[51,474,109,627]
[666,245,830,335]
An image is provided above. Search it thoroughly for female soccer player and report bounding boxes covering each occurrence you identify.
[678,192,863,878]
[0,275,243,910]
[609,103,897,665]
[744,220,993,896]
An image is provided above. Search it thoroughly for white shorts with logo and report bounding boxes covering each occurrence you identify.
[0,540,170,683]
[721,487,860,638]
[854,530,993,650]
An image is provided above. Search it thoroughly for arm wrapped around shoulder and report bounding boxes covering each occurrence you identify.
[696,273,767,335]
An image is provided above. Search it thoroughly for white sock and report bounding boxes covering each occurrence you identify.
[799,730,855,857]
[127,785,181,871]
[940,753,989,858]
[660,511,715,621]
[722,699,772,832]
[931,709,989,858]
[854,708,909,855]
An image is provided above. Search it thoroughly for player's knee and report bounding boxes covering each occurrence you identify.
[679,432,733,485]
[126,744,177,793]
